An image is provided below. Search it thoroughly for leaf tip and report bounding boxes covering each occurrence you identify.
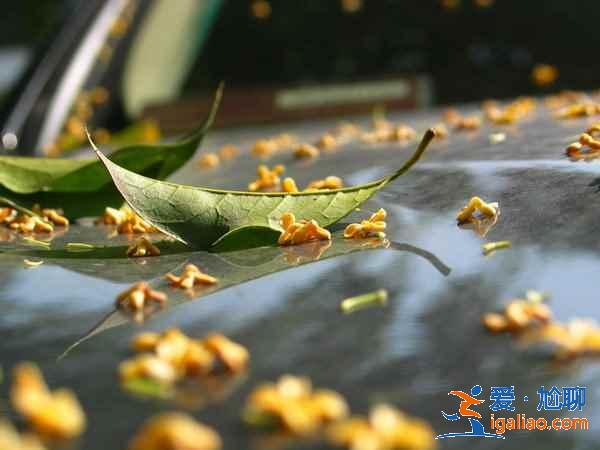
[85,126,100,153]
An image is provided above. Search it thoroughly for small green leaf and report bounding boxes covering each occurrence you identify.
[0,84,223,219]
[92,129,436,250]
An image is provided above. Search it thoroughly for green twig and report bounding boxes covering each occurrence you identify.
[340,289,388,314]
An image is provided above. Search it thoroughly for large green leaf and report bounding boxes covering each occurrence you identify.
[0,85,222,219]
[92,129,436,250]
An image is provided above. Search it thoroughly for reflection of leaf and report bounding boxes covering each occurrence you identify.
[93,129,436,250]
[62,235,450,357]
[0,85,222,219]
[0,224,193,283]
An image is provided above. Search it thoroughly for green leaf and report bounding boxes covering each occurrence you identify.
[0,84,223,219]
[92,128,436,250]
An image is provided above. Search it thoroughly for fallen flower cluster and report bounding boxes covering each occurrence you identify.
[248,164,286,191]
[528,319,600,361]
[120,328,249,387]
[0,420,46,450]
[294,143,320,159]
[344,208,387,239]
[566,122,600,161]
[327,403,436,450]
[0,205,67,234]
[555,102,600,119]
[361,120,417,144]
[443,109,482,130]
[243,374,349,435]
[128,412,221,450]
[251,134,297,158]
[278,212,331,246]
[317,122,363,149]
[197,152,220,169]
[482,291,551,333]
[482,97,536,124]
[483,292,600,361]
[97,205,158,234]
[11,362,86,439]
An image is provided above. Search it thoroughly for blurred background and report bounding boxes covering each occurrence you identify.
[0,0,595,155]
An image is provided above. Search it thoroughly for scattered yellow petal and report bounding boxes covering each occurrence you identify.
[250,0,271,20]
[244,375,349,435]
[97,205,158,234]
[128,412,221,450]
[482,294,552,334]
[282,177,299,193]
[121,328,247,389]
[555,102,600,119]
[531,64,558,87]
[327,403,435,450]
[166,264,218,289]
[203,333,250,373]
[248,164,285,192]
[294,143,320,159]
[11,362,86,439]
[116,282,167,311]
[0,419,47,450]
[305,176,344,191]
[198,153,220,169]
[218,144,239,160]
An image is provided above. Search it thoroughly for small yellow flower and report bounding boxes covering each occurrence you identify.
[244,375,349,436]
[218,144,239,160]
[126,237,161,257]
[197,153,220,169]
[11,363,86,439]
[282,177,299,193]
[294,143,320,159]
[305,176,344,191]
[456,196,499,224]
[344,208,387,239]
[327,404,435,450]
[203,333,250,373]
[97,205,157,234]
[116,282,167,311]
[166,264,218,289]
[32,205,69,227]
[8,215,53,234]
[248,164,285,192]
[482,294,552,334]
[128,412,221,450]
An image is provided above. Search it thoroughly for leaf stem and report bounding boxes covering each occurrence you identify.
[384,128,436,185]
